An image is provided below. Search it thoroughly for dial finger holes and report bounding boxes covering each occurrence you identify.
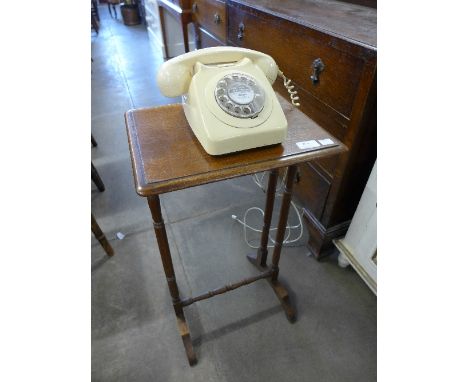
[214,73,265,119]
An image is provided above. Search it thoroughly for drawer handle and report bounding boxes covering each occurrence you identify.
[192,3,197,13]
[237,22,245,40]
[311,58,325,84]
[213,12,221,24]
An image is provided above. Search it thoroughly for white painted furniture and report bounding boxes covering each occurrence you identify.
[334,161,376,294]
[144,0,196,58]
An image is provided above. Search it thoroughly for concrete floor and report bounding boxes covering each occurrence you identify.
[91,7,376,382]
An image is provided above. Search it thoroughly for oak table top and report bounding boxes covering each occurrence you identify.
[125,94,347,196]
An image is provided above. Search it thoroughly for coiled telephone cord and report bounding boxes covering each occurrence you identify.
[278,69,300,107]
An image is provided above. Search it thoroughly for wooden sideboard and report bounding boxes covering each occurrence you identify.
[189,0,377,259]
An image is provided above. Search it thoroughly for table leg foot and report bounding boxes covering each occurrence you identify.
[246,250,268,269]
[268,279,296,323]
[176,313,197,366]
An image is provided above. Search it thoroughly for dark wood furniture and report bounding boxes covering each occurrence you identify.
[91,0,100,33]
[92,214,114,256]
[107,0,119,18]
[92,0,100,21]
[124,95,346,365]
[192,0,377,259]
[157,0,192,57]
[91,154,114,256]
[91,162,106,192]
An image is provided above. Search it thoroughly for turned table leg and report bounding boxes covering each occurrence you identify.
[147,195,197,366]
[269,165,298,322]
[247,169,279,268]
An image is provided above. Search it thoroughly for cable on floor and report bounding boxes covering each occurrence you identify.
[231,172,304,249]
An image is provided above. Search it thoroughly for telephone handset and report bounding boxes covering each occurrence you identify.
[157,47,299,155]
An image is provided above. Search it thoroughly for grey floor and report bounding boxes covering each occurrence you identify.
[91,7,376,382]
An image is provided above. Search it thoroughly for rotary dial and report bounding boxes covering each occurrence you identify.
[214,73,265,119]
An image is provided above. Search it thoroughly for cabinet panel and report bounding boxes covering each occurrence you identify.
[273,82,347,142]
[295,162,331,219]
[315,153,340,180]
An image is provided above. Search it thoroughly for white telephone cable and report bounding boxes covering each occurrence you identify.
[231,172,304,249]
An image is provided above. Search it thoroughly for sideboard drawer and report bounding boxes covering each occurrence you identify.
[227,3,371,119]
[193,0,227,42]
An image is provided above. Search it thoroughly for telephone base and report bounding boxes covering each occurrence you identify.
[180,55,288,156]
[183,100,287,155]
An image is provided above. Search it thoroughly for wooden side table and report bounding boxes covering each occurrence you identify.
[124,95,346,365]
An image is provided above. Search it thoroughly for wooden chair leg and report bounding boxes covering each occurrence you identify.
[91,162,105,192]
[91,214,114,256]
[92,0,100,22]
[91,14,99,34]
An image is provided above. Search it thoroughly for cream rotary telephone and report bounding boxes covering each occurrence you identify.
[157,47,299,155]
